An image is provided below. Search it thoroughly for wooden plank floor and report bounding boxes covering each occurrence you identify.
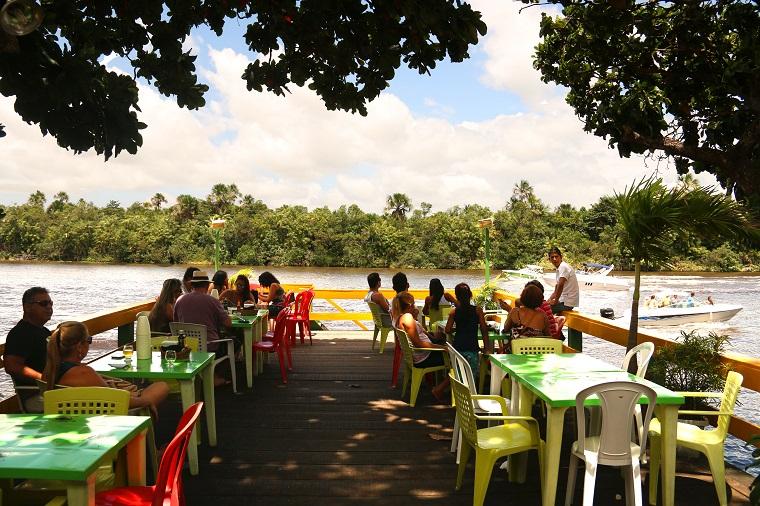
[158,331,752,505]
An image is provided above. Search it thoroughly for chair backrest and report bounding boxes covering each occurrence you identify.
[715,371,743,438]
[575,381,657,467]
[428,305,452,330]
[622,342,656,377]
[169,322,207,352]
[293,289,314,318]
[511,337,562,355]
[367,301,393,328]
[450,374,480,449]
[446,343,478,394]
[44,387,131,415]
[271,307,291,346]
[10,375,40,413]
[394,327,416,370]
[153,401,204,506]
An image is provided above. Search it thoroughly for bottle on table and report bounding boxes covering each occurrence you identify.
[177,330,186,351]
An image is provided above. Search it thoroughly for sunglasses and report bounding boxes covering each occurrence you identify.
[30,300,53,308]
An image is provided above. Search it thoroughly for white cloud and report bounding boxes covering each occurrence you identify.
[0,5,711,214]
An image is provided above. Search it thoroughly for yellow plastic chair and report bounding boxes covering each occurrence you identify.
[648,371,743,506]
[427,304,452,331]
[451,374,544,506]
[395,327,449,407]
[511,337,563,355]
[367,301,393,353]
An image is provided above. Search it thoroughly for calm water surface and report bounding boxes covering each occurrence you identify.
[0,263,757,469]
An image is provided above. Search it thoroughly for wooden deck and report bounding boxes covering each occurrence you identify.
[153,331,753,505]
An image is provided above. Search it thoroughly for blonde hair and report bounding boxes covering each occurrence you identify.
[43,321,89,385]
[392,291,415,320]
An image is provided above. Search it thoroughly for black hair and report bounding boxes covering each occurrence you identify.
[367,272,381,289]
[429,278,444,310]
[525,279,544,294]
[391,272,409,294]
[182,267,200,282]
[454,283,472,305]
[258,271,280,287]
[212,270,228,289]
[22,287,48,305]
[548,246,562,257]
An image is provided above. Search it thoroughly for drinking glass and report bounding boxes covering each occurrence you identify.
[165,350,176,368]
[123,344,133,363]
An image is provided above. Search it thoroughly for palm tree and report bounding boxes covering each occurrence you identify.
[614,177,757,367]
[150,193,167,210]
[385,193,412,220]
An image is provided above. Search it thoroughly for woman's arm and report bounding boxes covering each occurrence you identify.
[422,296,432,316]
[445,292,459,308]
[541,311,551,336]
[401,314,443,349]
[444,308,456,334]
[502,308,518,333]
[476,307,491,353]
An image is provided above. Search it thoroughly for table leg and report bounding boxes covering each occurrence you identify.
[542,406,568,506]
[507,382,532,483]
[66,474,96,506]
[653,405,678,506]
[179,379,200,475]
[126,430,147,486]
[244,326,253,388]
[202,361,218,447]
[489,362,507,395]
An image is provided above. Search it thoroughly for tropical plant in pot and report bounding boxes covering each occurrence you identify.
[473,274,506,311]
[647,330,729,420]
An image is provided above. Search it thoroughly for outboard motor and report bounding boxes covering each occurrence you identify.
[600,308,615,319]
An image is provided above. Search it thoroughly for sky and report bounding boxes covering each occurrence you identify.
[0,1,712,213]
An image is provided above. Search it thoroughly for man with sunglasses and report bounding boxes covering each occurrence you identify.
[4,287,53,409]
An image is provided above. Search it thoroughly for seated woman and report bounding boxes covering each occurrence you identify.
[394,291,448,401]
[149,278,182,334]
[422,278,457,329]
[257,271,280,304]
[445,283,491,374]
[220,274,257,308]
[501,284,551,352]
[266,282,287,330]
[208,270,229,295]
[42,322,169,414]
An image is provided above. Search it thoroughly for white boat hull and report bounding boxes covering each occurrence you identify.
[542,274,630,292]
[637,304,742,327]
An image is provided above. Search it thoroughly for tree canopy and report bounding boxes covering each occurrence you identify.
[522,1,760,207]
[0,0,486,159]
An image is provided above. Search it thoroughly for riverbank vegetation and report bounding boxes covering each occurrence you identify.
[1,182,758,271]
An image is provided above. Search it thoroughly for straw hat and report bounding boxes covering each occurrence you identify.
[190,271,210,284]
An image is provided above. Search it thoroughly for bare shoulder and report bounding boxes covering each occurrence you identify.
[61,365,107,387]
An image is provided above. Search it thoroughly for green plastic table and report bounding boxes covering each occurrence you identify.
[489,354,684,506]
[89,351,215,476]
[230,312,264,388]
[0,414,149,506]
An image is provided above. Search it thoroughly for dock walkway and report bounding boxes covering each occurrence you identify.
[171,331,752,505]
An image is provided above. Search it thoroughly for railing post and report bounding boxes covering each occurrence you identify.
[117,322,134,347]
[568,327,582,351]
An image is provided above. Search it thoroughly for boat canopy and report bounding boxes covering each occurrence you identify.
[581,262,613,269]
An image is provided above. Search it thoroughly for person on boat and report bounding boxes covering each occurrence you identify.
[687,292,696,307]
[257,271,280,303]
[394,291,449,402]
[546,246,579,316]
[3,287,53,412]
[644,294,657,309]
[149,279,182,334]
[502,284,551,353]
[209,270,229,295]
[42,321,169,414]
[659,294,671,308]
[707,295,715,305]
[220,274,257,307]
[422,278,458,323]
[174,271,233,386]
[390,272,410,321]
[181,266,200,294]
[364,272,390,313]
[445,283,490,374]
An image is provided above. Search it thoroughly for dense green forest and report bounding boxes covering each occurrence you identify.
[0,182,758,272]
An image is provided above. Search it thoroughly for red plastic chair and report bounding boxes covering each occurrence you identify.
[95,402,204,506]
[254,307,293,384]
[286,289,314,345]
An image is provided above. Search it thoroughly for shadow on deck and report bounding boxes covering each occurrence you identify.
[154,331,752,505]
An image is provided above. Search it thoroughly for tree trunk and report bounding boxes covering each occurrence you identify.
[626,260,641,373]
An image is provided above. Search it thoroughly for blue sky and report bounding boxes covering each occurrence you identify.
[0,1,696,212]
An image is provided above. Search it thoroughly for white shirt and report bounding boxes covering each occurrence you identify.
[556,261,579,307]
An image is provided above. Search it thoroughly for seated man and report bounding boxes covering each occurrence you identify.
[174,271,232,386]
[4,287,53,411]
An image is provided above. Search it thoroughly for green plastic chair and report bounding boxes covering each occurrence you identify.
[427,304,452,331]
[367,301,393,353]
[451,373,544,506]
[648,371,743,506]
[395,327,449,407]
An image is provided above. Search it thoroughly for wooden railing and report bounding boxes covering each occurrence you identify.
[1,286,758,445]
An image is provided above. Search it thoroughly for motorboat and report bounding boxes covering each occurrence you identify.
[502,265,544,280]
[636,303,743,327]
[542,263,630,292]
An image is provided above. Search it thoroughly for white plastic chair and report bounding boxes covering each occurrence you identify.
[565,381,657,506]
[446,343,505,463]
[170,322,237,393]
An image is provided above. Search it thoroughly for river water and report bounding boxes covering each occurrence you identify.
[0,263,758,469]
